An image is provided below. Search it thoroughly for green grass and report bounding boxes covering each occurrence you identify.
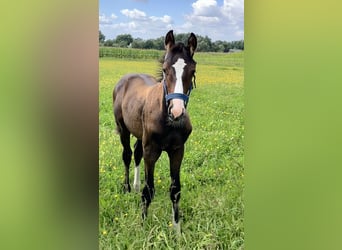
[99,51,244,249]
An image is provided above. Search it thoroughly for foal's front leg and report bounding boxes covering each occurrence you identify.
[168,145,184,233]
[141,142,161,220]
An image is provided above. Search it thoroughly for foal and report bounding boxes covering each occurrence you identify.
[113,30,197,231]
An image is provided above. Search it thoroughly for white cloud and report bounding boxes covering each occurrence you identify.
[150,15,172,23]
[192,0,219,16]
[99,13,117,25]
[100,8,174,38]
[128,22,137,29]
[99,14,111,25]
[184,0,244,41]
[180,21,194,29]
[189,16,220,24]
[222,0,243,23]
[235,30,244,37]
[162,15,172,23]
[121,8,147,19]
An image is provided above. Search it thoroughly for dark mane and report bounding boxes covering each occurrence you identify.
[171,42,186,53]
[156,56,164,82]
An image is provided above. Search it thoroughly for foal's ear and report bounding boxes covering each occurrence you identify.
[165,30,175,51]
[188,32,197,56]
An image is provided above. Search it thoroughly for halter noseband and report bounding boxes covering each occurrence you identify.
[163,79,194,108]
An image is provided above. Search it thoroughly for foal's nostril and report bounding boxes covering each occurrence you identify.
[168,104,173,116]
[180,108,185,118]
[170,107,184,121]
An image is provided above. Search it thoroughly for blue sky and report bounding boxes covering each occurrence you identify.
[99,0,244,42]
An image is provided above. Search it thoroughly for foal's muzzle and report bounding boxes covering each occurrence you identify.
[163,79,191,121]
[168,103,185,121]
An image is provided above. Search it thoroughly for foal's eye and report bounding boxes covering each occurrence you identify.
[163,68,167,74]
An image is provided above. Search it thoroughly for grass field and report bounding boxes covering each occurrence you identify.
[99,51,244,249]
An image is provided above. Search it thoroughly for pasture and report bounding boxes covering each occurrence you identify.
[99,50,244,249]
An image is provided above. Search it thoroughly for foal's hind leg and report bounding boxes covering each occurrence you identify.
[119,127,132,193]
[167,145,184,234]
[133,139,143,192]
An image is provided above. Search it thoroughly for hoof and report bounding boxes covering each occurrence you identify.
[133,182,140,193]
[123,183,131,193]
[173,221,181,235]
[141,201,148,220]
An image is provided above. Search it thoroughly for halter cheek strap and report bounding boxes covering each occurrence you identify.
[163,80,192,108]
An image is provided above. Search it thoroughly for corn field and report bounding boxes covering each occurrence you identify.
[99,47,163,60]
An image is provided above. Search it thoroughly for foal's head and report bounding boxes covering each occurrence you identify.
[162,30,197,121]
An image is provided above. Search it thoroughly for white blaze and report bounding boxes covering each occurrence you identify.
[172,58,186,93]
[171,58,187,118]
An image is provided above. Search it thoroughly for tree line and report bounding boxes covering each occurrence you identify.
[99,30,243,53]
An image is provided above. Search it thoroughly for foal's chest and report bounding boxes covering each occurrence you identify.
[159,128,190,151]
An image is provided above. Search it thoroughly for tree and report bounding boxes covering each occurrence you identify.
[174,33,190,44]
[143,39,154,49]
[103,39,115,47]
[212,40,224,52]
[99,30,105,44]
[102,32,243,51]
[153,37,164,50]
[115,34,133,47]
[231,40,244,50]
[196,35,213,52]
[131,38,144,49]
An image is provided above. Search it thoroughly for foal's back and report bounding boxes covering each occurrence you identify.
[113,73,157,99]
[113,74,159,139]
